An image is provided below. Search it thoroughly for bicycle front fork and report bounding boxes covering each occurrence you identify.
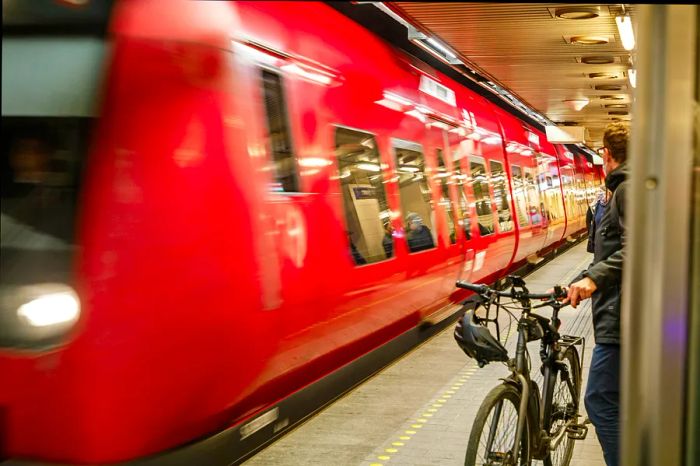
[511,373,530,464]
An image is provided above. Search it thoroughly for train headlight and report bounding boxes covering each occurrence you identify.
[17,291,80,327]
[0,283,81,350]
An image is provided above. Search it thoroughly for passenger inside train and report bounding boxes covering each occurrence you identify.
[382,221,394,258]
[405,212,434,253]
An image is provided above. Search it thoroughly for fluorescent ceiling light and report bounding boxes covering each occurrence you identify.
[426,37,456,59]
[615,15,635,50]
[628,68,637,88]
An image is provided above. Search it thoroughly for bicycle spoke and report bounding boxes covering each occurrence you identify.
[546,352,578,466]
[485,400,504,453]
[476,397,522,465]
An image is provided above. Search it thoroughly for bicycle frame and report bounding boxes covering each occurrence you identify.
[492,293,586,464]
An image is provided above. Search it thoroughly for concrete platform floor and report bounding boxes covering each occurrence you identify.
[243,242,607,466]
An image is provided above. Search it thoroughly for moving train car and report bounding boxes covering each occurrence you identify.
[0,1,602,463]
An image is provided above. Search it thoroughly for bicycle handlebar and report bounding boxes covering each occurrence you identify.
[455,280,567,301]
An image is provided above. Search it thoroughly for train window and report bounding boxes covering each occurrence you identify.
[1,117,88,288]
[453,162,472,241]
[261,70,299,193]
[544,175,565,222]
[511,165,530,227]
[335,127,392,265]
[524,167,543,225]
[489,160,513,233]
[560,166,579,219]
[536,170,551,224]
[393,139,436,253]
[574,171,588,217]
[435,149,456,244]
[469,157,494,236]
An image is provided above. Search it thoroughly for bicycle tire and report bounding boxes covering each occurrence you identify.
[544,346,582,466]
[465,383,531,466]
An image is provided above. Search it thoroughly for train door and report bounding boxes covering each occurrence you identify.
[572,151,592,235]
[232,47,309,327]
[556,146,583,239]
[450,100,515,282]
[537,138,567,250]
[427,122,466,297]
[427,123,459,252]
[496,109,546,264]
[584,158,604,208]
[446,126,476,275]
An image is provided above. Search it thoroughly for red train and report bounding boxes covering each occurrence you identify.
[0,1,602,464]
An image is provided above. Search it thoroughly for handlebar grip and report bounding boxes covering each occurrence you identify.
[455,281,489,294]
[524,291,554,299]
[528,286,568,300]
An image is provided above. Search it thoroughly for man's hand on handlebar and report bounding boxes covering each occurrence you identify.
[566,277,597,308]
[546,278,597,308]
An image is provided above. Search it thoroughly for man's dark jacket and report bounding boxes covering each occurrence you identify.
[573,162,628,345]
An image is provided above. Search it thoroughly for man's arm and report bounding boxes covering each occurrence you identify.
[567,181,627,307]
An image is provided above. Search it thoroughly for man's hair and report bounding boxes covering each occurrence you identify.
[603,122,630,163]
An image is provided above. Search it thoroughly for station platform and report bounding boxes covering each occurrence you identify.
[243,242,606,466]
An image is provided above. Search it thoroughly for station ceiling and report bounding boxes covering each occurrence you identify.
[387,2,636,149]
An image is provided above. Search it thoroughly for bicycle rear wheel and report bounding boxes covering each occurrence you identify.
[465,383,531,466]
[544,346,582,466]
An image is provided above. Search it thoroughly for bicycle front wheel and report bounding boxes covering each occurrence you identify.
[465,383,531,466]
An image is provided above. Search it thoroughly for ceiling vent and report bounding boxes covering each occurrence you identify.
[599,95,625,100]
[595,84,625,91]
[608,110,629,115]
[553,7,600,19]
[579,56,617,64]
[588,72,621,79]
[549,6,608,19]
[565,35,613,45]
[563,98,590,111]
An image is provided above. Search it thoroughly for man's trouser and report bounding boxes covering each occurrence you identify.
[584,343,621,466]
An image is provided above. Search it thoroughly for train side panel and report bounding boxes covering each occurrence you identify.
[0,1,594,463]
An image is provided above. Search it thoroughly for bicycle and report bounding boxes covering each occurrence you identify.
[453,275,588,466]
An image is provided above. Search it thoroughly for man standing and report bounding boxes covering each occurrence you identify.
[566,122,629,466]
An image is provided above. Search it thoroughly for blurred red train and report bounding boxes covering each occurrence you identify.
[0,1,603,464]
